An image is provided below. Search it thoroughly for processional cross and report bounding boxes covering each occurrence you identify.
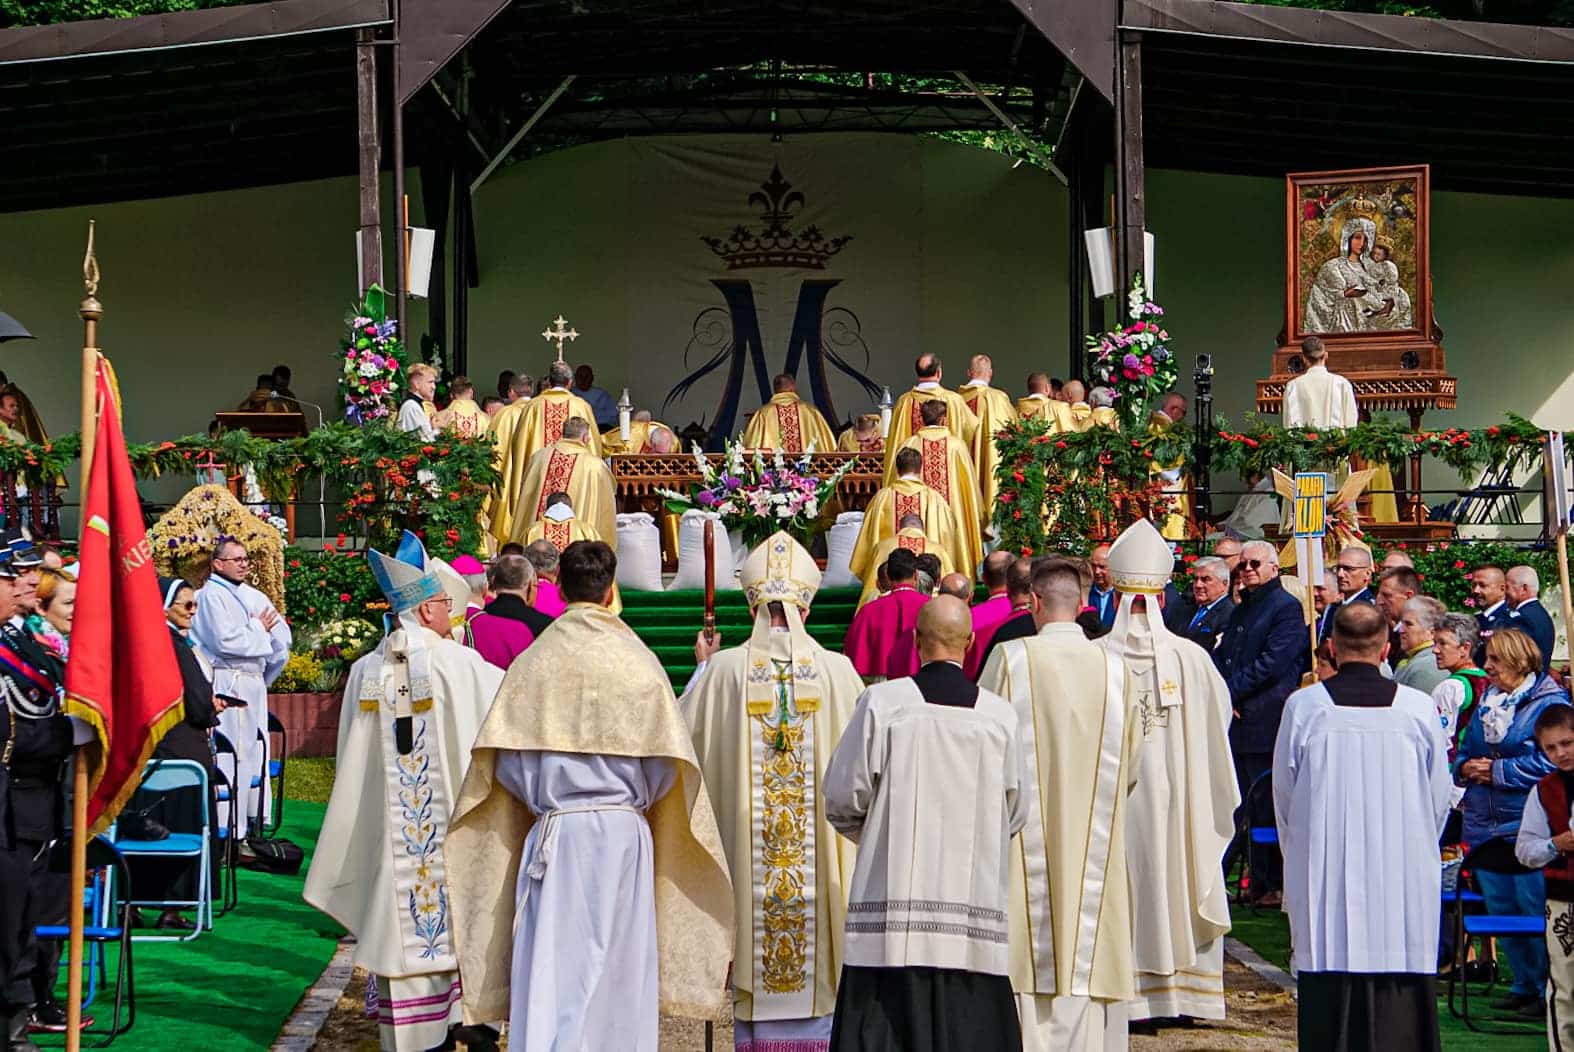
[541,315,579,362]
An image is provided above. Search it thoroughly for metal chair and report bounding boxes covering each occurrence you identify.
[264,712,287,836]
[34,836,136,1047]
[1229,770,1279,906]
[208,746,240,918]
[1446,842,1548,1034]
[112,760,212,941]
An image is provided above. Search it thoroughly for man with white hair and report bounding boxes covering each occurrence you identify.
[304,531,503,1052]
[1506,565,1555,673]
[1165,556,1235,651]
[1099,520,1238,1025]
[1394,595,1449,694]
[1382,550,1414,571]
[685,532,865,1052]
[1214,539,1308,906]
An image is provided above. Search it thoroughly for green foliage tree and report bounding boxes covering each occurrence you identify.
[0,0,250,28]
[1233,0,1574,27]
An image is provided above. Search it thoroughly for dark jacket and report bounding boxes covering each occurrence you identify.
[154,625,219,769]
[1215,575,1309,756]
[1455,672,1571,845]
[1508,599,1556,674]
[1165,594,1235,652]
[1318,587,1375,643]
[1474,601,1515,667]
[0,620,72,845]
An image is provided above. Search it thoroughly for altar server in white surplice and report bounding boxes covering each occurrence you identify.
[190,536,291,831]
[684,531,864,1052]
[1281,335,1399,523]
[978,557,1139,1052]
[1097,519,1238,1023]
[1275,600,1451,1051]
[823,596,1028,1051]
[444,540,733,1052]
[303,531,502,1052]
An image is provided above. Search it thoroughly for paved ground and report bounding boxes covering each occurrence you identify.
[307,958,1297,1050]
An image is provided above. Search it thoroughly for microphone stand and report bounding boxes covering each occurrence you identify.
[273,391,328,540]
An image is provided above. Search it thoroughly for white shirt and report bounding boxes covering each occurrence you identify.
[1516,788,1565,872]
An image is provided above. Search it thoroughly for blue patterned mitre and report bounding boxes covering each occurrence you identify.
[368,530,443,613]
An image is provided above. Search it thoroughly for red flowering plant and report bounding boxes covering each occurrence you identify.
[1373,540,1557,614]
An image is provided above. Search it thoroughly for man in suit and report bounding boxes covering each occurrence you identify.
[1165,556,1235,652]
[1470,565,1513,666]
[1507,565,1556,673]
[1321,546,1377,643]
[1214,540,1309,906]
[1312,568,1340,643]
[1087,542,1116,628]
[1376,565,1421,673]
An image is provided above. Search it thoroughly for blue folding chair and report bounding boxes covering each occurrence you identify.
[34,836,136,1046]
[1230,770,1279,906]
[112,760,212,941]
[1446,842,1548,1034]
[263,712,287,837]
[209,734,240,917]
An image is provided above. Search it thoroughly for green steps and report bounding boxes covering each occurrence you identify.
[621,586,863,687]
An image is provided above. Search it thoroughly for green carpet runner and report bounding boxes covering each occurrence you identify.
[621,586,863,688]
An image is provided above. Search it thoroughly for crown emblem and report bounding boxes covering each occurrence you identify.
[1345,192,1382,220]
[701,163,851,270]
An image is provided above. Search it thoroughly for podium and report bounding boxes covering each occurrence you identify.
[210,411,309,540]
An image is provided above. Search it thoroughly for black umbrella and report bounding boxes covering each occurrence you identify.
[0,312,32,343]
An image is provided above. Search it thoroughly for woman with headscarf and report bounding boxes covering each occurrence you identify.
[125,577,224,931]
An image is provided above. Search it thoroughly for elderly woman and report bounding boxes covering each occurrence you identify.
[31,567,76,659]
[126,578,224,931]
[1454,628,1571,1017]
[1393,595,1448,694]
[1432,613,1487,759]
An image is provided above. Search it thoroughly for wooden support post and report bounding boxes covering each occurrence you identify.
[391,28,407,338]
[355,28,382,295]
[1114,30,1145,294]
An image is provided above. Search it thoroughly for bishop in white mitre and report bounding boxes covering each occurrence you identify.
[684,532,864,1052]
[189,536,291,831]
[303,531,502,1052]
[1097,519,1238,1023]
[978,557,1139,1052]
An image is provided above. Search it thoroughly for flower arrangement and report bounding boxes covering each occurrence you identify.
[271,652,328,694]
[338,285,408,423]
[1086,273,1178,432]
[299,617,380,689]
[657,440,855,548]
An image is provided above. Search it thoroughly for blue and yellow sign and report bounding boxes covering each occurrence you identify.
[1294,472,1330,538]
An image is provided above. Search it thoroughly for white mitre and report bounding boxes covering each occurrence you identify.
[739,532,822,712]
[1108,517,1175,596]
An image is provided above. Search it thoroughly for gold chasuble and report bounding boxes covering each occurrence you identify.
[600,419,676,455]
[521,517,624,615]
[882,385,978,477]
[854,528,954,608]
[848,478,968,582]
[442,397,487,438]
[495,387,603,541]
[444,603,734,1026]
[1147,411,1192,541]
[886,426,984,573]
[1063,401,1117,434]
[741,393,838,454]
[978,625,1140,1028]
[1015,394,1062,428]
[511,439,618,549]
[958,382,1017,511]
[685,534,863,1027]
[484,399,533,545]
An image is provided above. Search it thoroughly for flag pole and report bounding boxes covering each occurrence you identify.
[66,220,103,1052]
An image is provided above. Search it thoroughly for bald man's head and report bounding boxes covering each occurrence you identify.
[1026,372,1050,395]
[981,549,1013,592]
[967,354,993,381]
[917,595,973,662]
[897,512,925,531]
[1063,379,1086,403]
[939,573,972,601]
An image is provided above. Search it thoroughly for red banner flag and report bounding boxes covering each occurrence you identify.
[64,355,183,835]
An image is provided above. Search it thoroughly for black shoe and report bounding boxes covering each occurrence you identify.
[1519,999,1548,1019]
[1490,992,1537,1011]
[27,1002,93,1034]
[454,1023,500,1051]
[155,910,197,931]
[7,1008,40,1052]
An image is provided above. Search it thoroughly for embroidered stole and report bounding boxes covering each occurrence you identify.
[536,449,579,518]
[920,437,950,500]
[777,402,803,452]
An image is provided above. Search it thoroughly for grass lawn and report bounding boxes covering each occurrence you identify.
[1229,902,1549,1050]
[284,755,336,804]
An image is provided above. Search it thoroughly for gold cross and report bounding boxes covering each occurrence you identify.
[541,315,579,362]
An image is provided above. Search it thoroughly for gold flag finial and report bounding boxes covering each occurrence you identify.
[80,220,102,323]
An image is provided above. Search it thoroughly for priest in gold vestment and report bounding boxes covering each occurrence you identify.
[849,447,969,583]
[741,374,838,454]
[601,411,678,454]
[1148,394,1192,541]
[1098,520,1237,1024]
[510,417,617,549]
[485,375,537,545]
[957,354,1017,512]
[519,493,623,614]
[495,361,602,539]
[882,353,977,477]
[683,533,864,1052]
[978,557,1139,1052]
[836,414,883,453]
[854,516,955,608]
[885,400,984,571]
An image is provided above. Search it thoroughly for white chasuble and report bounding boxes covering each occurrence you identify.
[685,644,862,1025]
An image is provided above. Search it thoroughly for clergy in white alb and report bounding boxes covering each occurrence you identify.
[444,540,734,1052]
[684,532,864,1052]
[302,530,502,1052]
[977,557,1139,1052]
[1281,335,1399,523]
[1097,519,1238,1022]
[823,596,1028,1052]
[1273,600,1451,1052]
[397,363,439,439]
[190,536,291,831]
